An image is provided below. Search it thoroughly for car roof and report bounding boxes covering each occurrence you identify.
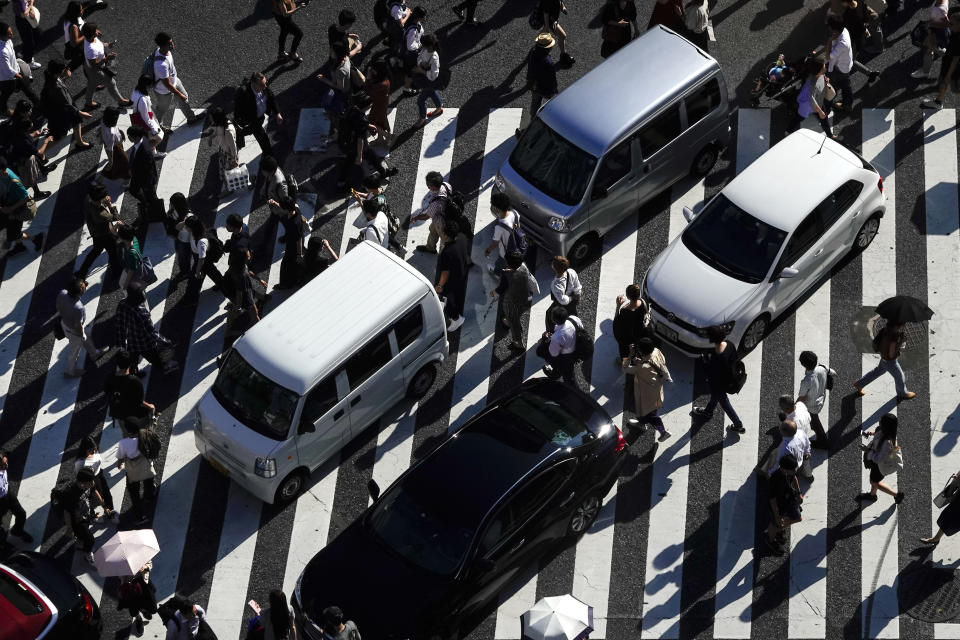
[721,129,864,230]
[539,26,720,158]
[235,242,433,394]
[0,564,54,640]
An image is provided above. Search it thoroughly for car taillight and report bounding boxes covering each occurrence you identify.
[877,176,883,193]
[614,426,626,452]
[79,592,93,624]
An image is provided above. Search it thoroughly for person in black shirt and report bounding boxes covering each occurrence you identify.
[303,236,338,282]
[272,196,309,290]
[766,453,803,555]
[327,9,362,58]
[691,325,745,433]
[527,33,560,119]
[435,220,470,332]
[224,213,250,254]
[104,350,154,423]
[54,468,99,565]
[599,0,638,58]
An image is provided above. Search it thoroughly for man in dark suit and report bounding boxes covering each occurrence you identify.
[127,126,162,223]
[233,71,283,155]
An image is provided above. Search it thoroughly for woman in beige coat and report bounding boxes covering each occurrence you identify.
[623,337,673,442]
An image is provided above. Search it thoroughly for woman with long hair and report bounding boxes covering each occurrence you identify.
[60,1,85,70]
[857,413,904,504]
[75,435,118,523]
[264,589,296,640]
[40,58,91,150]
[100,105,130,181]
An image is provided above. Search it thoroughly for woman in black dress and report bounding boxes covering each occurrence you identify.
[271,195,309,290]
[600,0,638,58]
[922,471,960,545]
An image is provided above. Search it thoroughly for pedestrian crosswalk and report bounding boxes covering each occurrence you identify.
[3,103,960,640]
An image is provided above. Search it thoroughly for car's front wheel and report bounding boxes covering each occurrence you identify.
[739,315,769,354]
[568,233,601,268]
[853,214,881,253]
[274,469,307,505]
[567,493,602,536]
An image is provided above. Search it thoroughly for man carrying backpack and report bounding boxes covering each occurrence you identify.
[485,191,525,275]
[411,170,450,254]
[161,596,214,640]
[540,306,583,384]
[151,32,202,127]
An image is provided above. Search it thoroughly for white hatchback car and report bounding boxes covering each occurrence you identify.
[643,129,885,355]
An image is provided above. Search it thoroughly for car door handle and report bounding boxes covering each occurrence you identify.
[559,491,577,508]
[334,409,345,420]
[350,395,362,407]
[813,248,824,257]
[852,209,862,218]
[509,538,525,554]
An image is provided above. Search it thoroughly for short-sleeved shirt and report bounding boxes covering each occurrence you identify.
[798,367,827,414]
[437,233,470,285]
[389,2,407,21]
[56,290,85,329]
[326,620,362,640]
[768,469,800,511]
[492,210,518,258]
[0,168,29,206]
[361,212,389,248]
[787,402,812,437]
[84,38,106,66]
[188,235,209,260]
[0,39,18,81]
[153,49,177,95]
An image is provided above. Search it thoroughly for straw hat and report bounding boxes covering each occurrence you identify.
[535,32,556,49]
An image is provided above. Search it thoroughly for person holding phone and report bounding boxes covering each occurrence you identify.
[273,0,306,64]
[81,22,132,111]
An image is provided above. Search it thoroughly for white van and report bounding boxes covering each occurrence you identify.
[194,241,448,504]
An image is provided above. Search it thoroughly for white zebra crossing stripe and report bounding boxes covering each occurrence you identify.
[0,137,70,427]
[151,128,260,602]
[641,177,702,639]
[368,108,459,506]
[858,107,910,640]
[713,108,768,639]
[448,107,522,433]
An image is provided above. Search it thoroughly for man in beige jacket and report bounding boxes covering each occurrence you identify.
[623,337,673,442]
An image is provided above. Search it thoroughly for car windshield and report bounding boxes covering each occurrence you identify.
[498,392,592,447]
[212,350,299,440]
[368,486,475,576]
[509,118,597,206]
[681,194,787,284]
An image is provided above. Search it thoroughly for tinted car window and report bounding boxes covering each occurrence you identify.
[509,118,598,206]
[781,212,822,267]
[681,193,787,284]
[638,104,682,158]
[686,79,722,126]
[301,375,339,425]
[345,333,392,389]
[499,392,590,446]
[212,350,299,440]
[816,180,862,230]
[592,139,632,197]
[393,305,423,352]
[0,570,44,614]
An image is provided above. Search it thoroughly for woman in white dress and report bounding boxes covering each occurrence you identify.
[129,74,164,156]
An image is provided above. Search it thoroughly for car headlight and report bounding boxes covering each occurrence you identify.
[493,173,505,192]
[194,407,202,434]
[721,320,736,334]
[547,216,569,232]
[255,457,277,478]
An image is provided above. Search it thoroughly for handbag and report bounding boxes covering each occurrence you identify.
[223,164,251,193]
[823,81,836,103]
[876,445,903,476]
[25,5,39,28]
[134,252,158,286]
[935,474,960,508]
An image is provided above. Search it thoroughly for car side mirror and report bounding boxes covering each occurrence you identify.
[298,419,316,434]
[367,479,381,502]
[682,206,695,223]
[777,267,799,280]
[592,185,608,200]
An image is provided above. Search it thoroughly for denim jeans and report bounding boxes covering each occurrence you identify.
[636,410,666,434]
[857,358,908,396]
[417,86,442,119]
[704,389,743,430]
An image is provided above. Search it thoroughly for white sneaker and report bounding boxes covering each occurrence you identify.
[658,430,672,442]
[28,59,41,70]
[447,316,465,332]
[911,69,931,79]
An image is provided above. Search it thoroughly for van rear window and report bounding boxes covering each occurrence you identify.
[212,351,300,440]
[510,119,597,206]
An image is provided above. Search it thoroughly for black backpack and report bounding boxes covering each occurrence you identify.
[726,358,748,394]
[573,325,594,362]
[140,51,163,82]
[157,595,191,629]
[820,364,835,391]
[138,428,162,460]
[205,229,225,263]
[496,214,529,257]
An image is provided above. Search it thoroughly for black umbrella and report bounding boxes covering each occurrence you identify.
[875,295,933,324]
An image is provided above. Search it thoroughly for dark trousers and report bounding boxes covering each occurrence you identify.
[274,14,303,56]
[703,388,743,430]
[0,76,40,113]
[538,340,576,384]
[4,215,25,246]
[131,348,168,374]
[789,101,833,138]
[810,412,829,445]
[636,409,666,433]
[200,260,226,295]
[444,282,467,320]
[829,69,853,106]
[127,478,155,518]
[0,492,27,539]
[238,117,272,156]
[77,234,121,279]
[71,517,95,552]
[454,0,480,20]
[93,469,114,511]
[14,15,36,63]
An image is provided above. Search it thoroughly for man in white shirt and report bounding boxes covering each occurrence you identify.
[152,33,201,126]
[541,306,583,384]
[797,350,831,449]
[766,419,813,481]
[485,191,518,274]
[826,17,853,109]
[57,277,105,378]
[0,21,39,113]
[411,170,449,254]
[165,601,207,640]
[0,450,33,547]
[779,393,811,436]
[359,199,389,248]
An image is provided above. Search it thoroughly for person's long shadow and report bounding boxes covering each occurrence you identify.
[235,0,274,31]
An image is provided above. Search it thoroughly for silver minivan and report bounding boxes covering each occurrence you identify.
[193,242,448,504]
[494,26,731,264]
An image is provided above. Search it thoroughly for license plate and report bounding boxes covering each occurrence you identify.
[207,456,229,477]
[657,324,679,344]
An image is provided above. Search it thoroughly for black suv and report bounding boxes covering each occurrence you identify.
[292,379,628,640]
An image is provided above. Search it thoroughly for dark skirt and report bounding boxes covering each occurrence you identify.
[938,496,960,536]
[48,108,82,140]
[102,142,131,180]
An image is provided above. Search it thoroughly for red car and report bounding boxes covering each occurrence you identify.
[0,552,101,640]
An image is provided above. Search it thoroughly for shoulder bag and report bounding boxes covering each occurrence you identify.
[876,443,903,476]
[133,249,158,286]
[934,473,960,508]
